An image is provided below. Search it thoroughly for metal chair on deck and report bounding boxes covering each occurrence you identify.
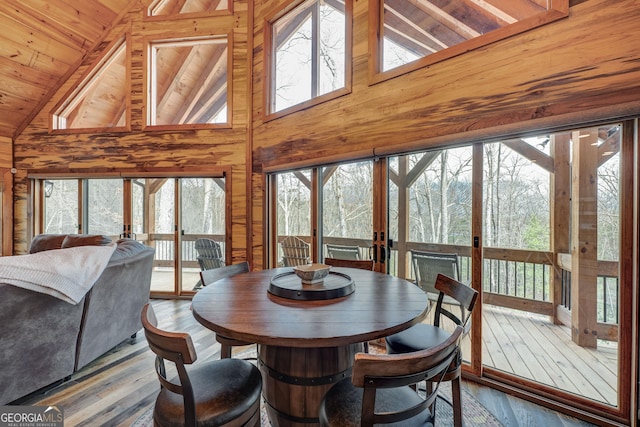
[326,243,361,260]
[412,250,464,312]
[280,236,311,266]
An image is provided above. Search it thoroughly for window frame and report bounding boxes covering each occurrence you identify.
[263,0,353,122]
[144,33,233,131]
[368,0,569,85]
[50,31,132,134]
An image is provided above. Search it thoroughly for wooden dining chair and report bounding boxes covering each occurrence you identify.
[280,236,311,266]
[324,257,374,270]
[319,325,464,427]
[326,243,361,260]
[141,303,262,427]
[200,261,255,359]
[385,274,478,427]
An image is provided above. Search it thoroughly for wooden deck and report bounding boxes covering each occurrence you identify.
[481,304,618,406]
[150,267,619,407]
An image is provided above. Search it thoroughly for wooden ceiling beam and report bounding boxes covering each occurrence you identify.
[408,0,481,39]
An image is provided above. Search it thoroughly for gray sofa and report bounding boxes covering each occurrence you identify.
[0,235,155,405]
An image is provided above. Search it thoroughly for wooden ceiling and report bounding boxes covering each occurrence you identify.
[0,0,132,139]
[0,0,552,140]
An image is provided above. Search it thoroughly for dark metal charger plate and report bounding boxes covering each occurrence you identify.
[268,271,354,301]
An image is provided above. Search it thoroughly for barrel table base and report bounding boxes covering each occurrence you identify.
[258,343,363,427]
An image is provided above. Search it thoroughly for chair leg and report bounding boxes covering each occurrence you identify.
[220,343,232,359]
[451,376,463,427]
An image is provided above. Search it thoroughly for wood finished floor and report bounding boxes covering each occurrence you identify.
[15,299,599,427]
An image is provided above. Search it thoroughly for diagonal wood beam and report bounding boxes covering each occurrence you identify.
[464,0,516,24]
[598,128,620,167]
[385,3,448,50]
[502,138,554,172]
[409,0,481,39]
[406,150,440,186]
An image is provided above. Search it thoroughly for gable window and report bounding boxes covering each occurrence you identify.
[265,0,352,118]
[371,0,568,82]
[51,34,130,132]
[147,36,231,129]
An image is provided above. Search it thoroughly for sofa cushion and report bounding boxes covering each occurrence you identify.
[29,234,67,253]
[61,235,112,249]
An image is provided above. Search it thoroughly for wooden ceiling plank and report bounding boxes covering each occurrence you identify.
[15,0,112,43]
[408,0,481,39]
[0,14,81,64]
[385,3,448,50]
[0,2,91,52]
[0,56,58,89]
[174,46,227,124]
[464,0,517,25]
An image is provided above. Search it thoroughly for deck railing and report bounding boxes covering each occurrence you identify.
[144,233,226,268]
[147,234,620,337]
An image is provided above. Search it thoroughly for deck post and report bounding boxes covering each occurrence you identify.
[551,133,571,325]
[570,130,598,348]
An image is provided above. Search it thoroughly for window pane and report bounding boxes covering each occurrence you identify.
[271,0,347,113]
[52,38,127,130]
[149,37,228,126]
[87,179,123,236]
[43,180,78,234]
[275,170,312,266]
[381,0,555,72]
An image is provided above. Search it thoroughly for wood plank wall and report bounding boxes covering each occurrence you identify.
[12,2,251,256]
[249,0,640,267]
[9,0,640,267]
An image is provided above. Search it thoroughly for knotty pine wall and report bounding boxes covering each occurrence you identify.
[12,1,251,256]
[249,0,640,269]
[10,0,640,268]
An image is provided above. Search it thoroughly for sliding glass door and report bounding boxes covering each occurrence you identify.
[320,161,374,263]
[267,119,633,421]
[37,174,229,297]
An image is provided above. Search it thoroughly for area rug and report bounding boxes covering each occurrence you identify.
[132,346,503,426]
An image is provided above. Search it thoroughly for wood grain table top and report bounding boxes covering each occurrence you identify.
[191,267,429,348]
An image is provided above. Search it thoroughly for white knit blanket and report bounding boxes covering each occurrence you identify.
[0,243,117,304]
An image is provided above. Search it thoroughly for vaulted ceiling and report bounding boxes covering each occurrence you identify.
[0,0,133,139]
[0,0,553,140]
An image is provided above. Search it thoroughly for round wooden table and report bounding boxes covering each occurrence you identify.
[191,267,429,427]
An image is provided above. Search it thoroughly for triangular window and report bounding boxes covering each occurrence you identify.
[52,35,129,132]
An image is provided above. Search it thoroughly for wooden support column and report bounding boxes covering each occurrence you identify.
[570,130,599,348]
[396,156,409,278]
[552,133,571,325]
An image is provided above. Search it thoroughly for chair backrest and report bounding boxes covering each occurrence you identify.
[280,236,311,267]
[324,257,374,271]
[194,238,225,270]
[200,261,249,287]
[433,273,478,330]
[325,244,361,260]
[411,250,460,295]
[351,325,464,426]
[141,303,198,426]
